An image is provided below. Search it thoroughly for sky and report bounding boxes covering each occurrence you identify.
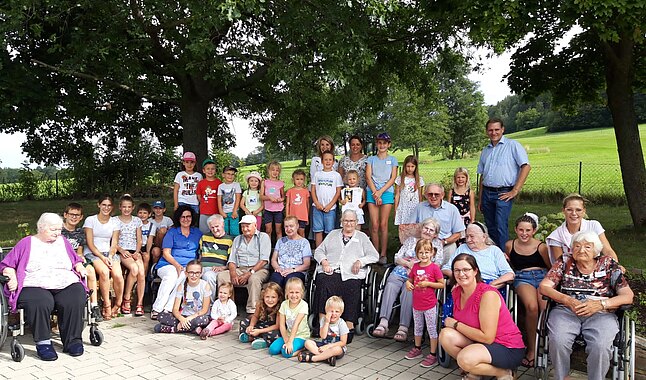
[0,50,512,169]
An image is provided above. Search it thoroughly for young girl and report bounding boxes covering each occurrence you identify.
[83,195,123,321]
[261,161,285,241]
[241,171,264,229]
[240,282,284,349]
[268,277,311,358]
[394,155,425,244]
[448,167,476,229]
[339,170,365,231]
[504,213,549,368]
[405,239,444,367]
[114,194,146,317]
[154,260,211,333]
[173,151,203,214]
[366,132,398,264]
[197,282,237,339]
[300,296,349,366]
[285,169,310,237]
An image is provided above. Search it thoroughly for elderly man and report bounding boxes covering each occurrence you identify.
[199,214,233,302]
[217,214,270,314]
[478,118,530,249]
[408,183,464,263]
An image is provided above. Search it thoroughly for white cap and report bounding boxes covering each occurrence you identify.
[239,215,257,224]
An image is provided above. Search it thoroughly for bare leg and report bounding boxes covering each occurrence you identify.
[378,204,393,258]
[275,223,283,239]
[85,265,98,304]
[516,284,541,362]
[368,203,381,253]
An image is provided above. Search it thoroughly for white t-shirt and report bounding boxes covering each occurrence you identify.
[174,171,203,205]
[312,170,343,210]
[114,216,142,251]
[340,186,364,224]
[546,219,605,261]
[218,182,242,213]
[83,215,120,254]
[150,216,173,230]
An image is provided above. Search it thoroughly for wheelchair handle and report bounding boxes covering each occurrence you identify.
[0,274,8,283]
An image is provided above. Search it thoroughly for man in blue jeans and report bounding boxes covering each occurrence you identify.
[477,118,531,249]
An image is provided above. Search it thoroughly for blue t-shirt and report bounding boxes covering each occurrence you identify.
[158,227,203,268]
[367,155,398,193]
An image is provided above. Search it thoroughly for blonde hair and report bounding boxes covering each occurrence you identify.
[316,135,335,156]
[218,281,235,301]
[452,167,471,191]
[415,238,436,259]
[325,296,345,313]
[285,277,305,297]
[562,193,587,209]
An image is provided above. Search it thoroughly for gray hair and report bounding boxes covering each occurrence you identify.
[341,209,358,220]
[420,218,440,236]
[425,182,445,193]
[207,214,224,225]
[571,231,603,256]
[37,213,63,233]
[467,222,496,246]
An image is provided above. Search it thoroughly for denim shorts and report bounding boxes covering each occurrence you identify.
[312,207,337,233]
[84,251,121,264]
[513,268,547,289]
[366,188,394,205]
[298,220,308,229]
[484,342,525,369]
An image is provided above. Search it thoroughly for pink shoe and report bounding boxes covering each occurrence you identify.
[405,347,422,360]
[420,354,437,367]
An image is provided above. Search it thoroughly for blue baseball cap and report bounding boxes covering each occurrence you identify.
[152,200,166,208]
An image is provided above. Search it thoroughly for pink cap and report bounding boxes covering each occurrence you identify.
[182,152,196,161]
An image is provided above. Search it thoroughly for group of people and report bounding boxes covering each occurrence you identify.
[0,118,634,380]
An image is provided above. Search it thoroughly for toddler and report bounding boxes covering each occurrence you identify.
[197,282,237,339]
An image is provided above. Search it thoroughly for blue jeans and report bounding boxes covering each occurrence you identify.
[269,271,306,289]
[268,337,307,357]
[480,187,514,249]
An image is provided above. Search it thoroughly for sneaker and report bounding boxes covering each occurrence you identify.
[91,306,103,322]
[153,323,162,333]
[378,256,388,265]
[420,354,437,367]
[239,333,249,343]
[251,339,267,350]
[200,328,210,340]
[405,347,423,360]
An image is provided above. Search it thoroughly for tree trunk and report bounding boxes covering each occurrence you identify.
[603,36,646,228]
[301,148,308,167]
[179,97,209,165]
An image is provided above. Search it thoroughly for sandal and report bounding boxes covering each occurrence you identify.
[121,299,131,314]
[150,311,159,320]
[327,356,337,366]
[298,352,314,363]
[102,303,112,321]
[460,374,482,380]
[134,305,145,317]
[393,328,408,342]
[521,357,535,368]
[111,302,122,318]
[497,369,514,380]
[372,325,387,337]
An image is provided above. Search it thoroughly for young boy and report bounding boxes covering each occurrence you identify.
[150,200,174,250]
[300,296,349,366]
[285,169,310,237]
[136,202,159,277]
[339,170,365,231]
[196,158,222,234]
[311,151,343,247]
[217,165,242,236]
[61,203,102,321]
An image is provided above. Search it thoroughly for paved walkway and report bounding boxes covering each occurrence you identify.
[0,315,551,380]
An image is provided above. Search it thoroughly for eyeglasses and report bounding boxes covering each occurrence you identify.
[342,219,357,224]
[66,213,82,218]
[186,271,202,276]
[422,227,436,233]
[426,193,442,197]
[453,268,473,274]
[180,215,192,219]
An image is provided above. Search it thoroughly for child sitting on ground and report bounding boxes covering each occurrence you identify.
[299,296,349,366]
[268,277,310,358]
[240,282,284,349]
[197,282,237,339]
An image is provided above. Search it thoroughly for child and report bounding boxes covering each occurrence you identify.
[240,282,284,349]
[197,282,237,339]
[114,194,146,317]
[268,277,311,358]
[150,200,174,252]
[299,296,349,366]
[448,167,475,229]
[339,170,365,231]
[154,259,211,333]
[285,169,310,237]
[261,160,285,241]
[173,151,203,214]
[136,202,159,279]
[394,155,425,244]
[217,165,242,236]
[366,132,398,264]
[505,213,549,368]
[196,158,222,234]
[311,151,343,247]
[61,202,101,321]
[404,239,445,367]
[241,171,264,229]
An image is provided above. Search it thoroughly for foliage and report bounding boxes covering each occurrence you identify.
[18,163,39,201]
[209,145,243,173]
[534,213,565,242]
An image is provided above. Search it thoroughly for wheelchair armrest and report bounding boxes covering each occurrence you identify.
[0,274,7,283]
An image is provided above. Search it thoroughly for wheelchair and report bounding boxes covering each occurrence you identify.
[307,264,377,338]
[533,299,636,380]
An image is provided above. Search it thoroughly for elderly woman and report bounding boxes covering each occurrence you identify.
[313,209,379,329]
[546,193,618,263]
[539,231,633,380]
[269,216,312,289]
[151,205,203,320]
[440,254,525,380]
[372,217,443,341]
[1,213,88,361]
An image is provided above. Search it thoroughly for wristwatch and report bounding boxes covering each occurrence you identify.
[600,299,607,310]
[250,269,256,274]
[453,320,459,329]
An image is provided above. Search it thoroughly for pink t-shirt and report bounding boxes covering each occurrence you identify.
[286,187,310,222]
[263,179,285,212]
[452,282,525,349]
[408,262,442,311]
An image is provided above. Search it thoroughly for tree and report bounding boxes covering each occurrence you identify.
[444,0,646,227]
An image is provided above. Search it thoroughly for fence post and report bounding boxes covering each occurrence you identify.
[578,162,582,195]
[56,172,59,197]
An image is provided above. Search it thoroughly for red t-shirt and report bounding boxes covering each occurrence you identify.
[197,178,222,215]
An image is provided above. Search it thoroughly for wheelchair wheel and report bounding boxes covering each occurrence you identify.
[437,342,451,368]
[11,340,24,362]
[307,313,317,333]
[0,290,8,350]
[355,317,365,336]
[90,326,104,346]
[624,314,635,380]
[366,323,375,338]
